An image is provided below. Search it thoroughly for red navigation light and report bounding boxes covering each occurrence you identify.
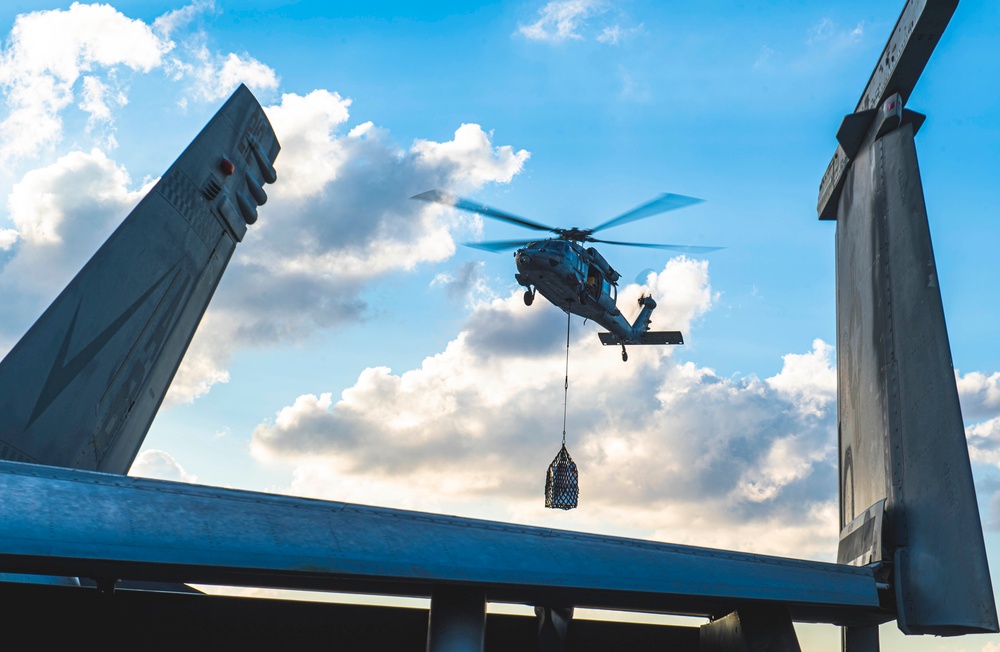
[219,157,235,176]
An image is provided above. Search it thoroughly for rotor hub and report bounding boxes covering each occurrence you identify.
[557,228,592,242]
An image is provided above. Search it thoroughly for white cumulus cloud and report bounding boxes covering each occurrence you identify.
[2,148,151,301]
[261,89,353,199]
[161,90,530,403]
[0,2,280,166]
[0,2,529,407]
[0,2,172,163]
[956,369,1000,474]
[162,312,232,407]
[129,449,198,483]
[765,339,836,418]
[958,370,1000,421]
[249,260,842,559]
[968,417,1000,468]
[186,46,279,102]
[412,123,530,187]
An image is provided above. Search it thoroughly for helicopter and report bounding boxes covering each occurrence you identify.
[413,190,722,361]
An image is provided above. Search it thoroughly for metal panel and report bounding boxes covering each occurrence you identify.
[837,500,884,567]
[427,586,486,652]
[835,124,997,634]
[0,460,882,624]
[0,581,703,651]
[817,0,957,220]
[0,85,279,474]
[699,608,801,652]
[842,625,880,652]
[537,606,573,652]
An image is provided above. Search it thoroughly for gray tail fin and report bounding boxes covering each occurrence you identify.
[596,296,684,346]
[629,295,657,337]
[834,118,997,634]
[0,85,279,475]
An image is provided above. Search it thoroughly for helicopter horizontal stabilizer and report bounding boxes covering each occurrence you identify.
[598,331,683,346]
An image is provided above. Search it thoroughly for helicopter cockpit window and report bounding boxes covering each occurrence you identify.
[585,265,600,299]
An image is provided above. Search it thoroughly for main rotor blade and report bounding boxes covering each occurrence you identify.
[412,190,556,233]
[462,239,536,252]
[589,237,723,254]
[590,193,704,234]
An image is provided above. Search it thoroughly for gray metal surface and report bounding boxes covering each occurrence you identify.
[537,606,573,652]
[834,123,997,634]
[836,500,884,567]
[817,0,957,220]
[0,582,703,651]
[0,460,882,624]
[699,609,801,652]
[427,586,487,652]
[0,84,278,474]
[842,625,880,652]
[597,331,683,346]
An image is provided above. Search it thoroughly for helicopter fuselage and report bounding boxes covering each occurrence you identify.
[513,239,637,342]
[411,188,698,358]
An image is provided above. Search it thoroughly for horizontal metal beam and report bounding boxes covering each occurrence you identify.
[817,0,957,220]
[0,460,884,625]
[0,581,703,651]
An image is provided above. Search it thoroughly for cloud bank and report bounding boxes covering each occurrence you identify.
[167,94,528,405]
[0,3,530,404]
[250,259,842,559]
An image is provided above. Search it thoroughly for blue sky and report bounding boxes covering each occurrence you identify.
[0,1,998,649]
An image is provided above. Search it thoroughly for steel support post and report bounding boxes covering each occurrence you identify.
[842,625,879,652]
[426,585,486,652]
[536,605,573,652]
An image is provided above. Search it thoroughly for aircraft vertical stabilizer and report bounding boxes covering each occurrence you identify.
[0,84,279,475]
[817,0,996,638]
[834,122,996,635]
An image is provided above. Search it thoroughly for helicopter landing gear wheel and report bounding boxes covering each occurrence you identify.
[523,289,535,306]
[621,345,628,362]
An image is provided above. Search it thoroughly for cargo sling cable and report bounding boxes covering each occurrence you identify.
[545,304,579,510]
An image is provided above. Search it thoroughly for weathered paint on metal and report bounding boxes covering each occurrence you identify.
[0,85,279,475]
[426,586,487,652]
[0,460,882,624]
[699,608,802,652]
[835,123,997,634]
[817,0,957,220]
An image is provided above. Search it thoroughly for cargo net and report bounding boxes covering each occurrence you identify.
[545,444,579,510]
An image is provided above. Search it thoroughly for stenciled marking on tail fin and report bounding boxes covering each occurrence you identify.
[27,265,177,428]
[837,499,885,567]
[93,266,192,464]
[0,84,280,474]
